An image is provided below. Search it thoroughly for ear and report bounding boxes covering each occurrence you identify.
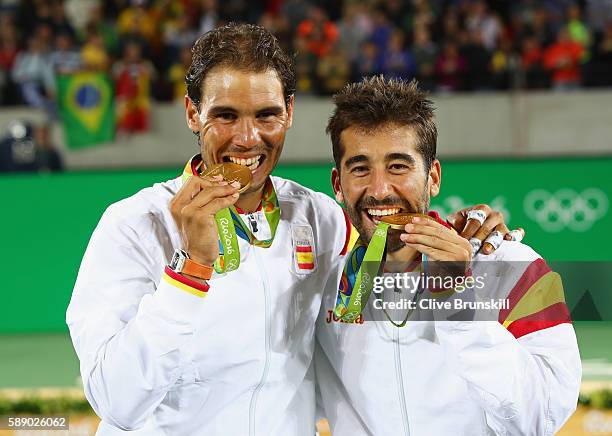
[331,167,344,203]
[185,95,201,133]
[285,95,294,129]
[429,159,441,198]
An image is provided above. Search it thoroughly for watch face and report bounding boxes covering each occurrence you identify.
[170,253,180,270]
[170,251,184,272]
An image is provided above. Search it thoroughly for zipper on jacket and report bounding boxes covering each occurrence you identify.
[247,213,258,233]
[393,289,411,436]
[249,248,271,436]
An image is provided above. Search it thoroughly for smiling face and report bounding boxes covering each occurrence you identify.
[185,67,293,195]
[332,124,441,252]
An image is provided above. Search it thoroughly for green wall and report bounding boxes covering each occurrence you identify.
[1,157,611,333]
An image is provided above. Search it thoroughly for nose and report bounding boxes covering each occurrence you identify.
[232,117,261,149]
[367,168,394,201]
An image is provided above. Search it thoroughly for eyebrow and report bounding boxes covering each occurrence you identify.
[255,105,284,115]
[208,105,285,117]
[344,155,369,168]
[387,153,416,165]
[208,106,238,116]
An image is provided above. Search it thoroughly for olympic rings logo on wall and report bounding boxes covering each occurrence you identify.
[524,188,608,233]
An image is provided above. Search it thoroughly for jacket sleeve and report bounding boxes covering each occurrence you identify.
[66,205,207,431]
[434,256,581,435]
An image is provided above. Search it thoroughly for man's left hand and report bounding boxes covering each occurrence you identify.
[446,204,524,255]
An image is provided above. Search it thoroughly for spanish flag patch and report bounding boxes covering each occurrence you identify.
[292,224,317,274]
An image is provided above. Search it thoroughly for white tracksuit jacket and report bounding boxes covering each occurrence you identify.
[66,174,348,435]
[315,241,582,436]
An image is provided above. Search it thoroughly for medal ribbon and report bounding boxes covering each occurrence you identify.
[334,222,390,322]
[181,157,281,273]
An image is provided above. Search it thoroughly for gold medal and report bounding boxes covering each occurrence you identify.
[201,163,252,193]
[381,213,434,230]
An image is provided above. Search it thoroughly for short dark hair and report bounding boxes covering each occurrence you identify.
[186,23,296,110]
[327,76,437,172]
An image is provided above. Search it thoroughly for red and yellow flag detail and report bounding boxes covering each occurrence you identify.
[499,258,571,339]
[296,245,315,270]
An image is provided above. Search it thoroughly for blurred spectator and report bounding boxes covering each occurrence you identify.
[543,27,584,90]
[49,32,82,74]
[381,0,409,31]
[380,30,415,80]
[113,41,154,133]
[462,29,492,90]
[198,0,218,35]
[354,40,382,82]
[465,0,502,51]
[412,26,437,91]
[435,40,466,92]
[281,0,310,33]
[294,35,317,93]
[50,0,76,39]
[164,13,198,55]
[0,120,62,173]
[11,35,56,118]
[81,28,110,71]
[117,0,156,42]
[566,4,591,61]
[258,12,291,54]
[85,5,119,57]
[32,122,63,171]
[490,36,515,90]
[296,5,338,58]
[587,21,612,86]
[168,45,191,101]
[521,34,549,89]
[336,3,371,63]
[316,42,350,95]
[370,8,393,51]
[0,15,20,104]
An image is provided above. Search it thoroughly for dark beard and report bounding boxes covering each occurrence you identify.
[344,188,430,252]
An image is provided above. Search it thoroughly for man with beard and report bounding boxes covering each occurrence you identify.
[67,24,518,435]
[315,76,581,435]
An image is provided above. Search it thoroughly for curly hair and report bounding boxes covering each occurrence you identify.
[186,23,296,110]
[327,76,437,172]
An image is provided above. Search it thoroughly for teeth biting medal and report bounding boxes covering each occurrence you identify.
[182,158,279,274]
[380,212,435,230]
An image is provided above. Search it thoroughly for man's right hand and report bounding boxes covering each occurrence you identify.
[170,174,240,266]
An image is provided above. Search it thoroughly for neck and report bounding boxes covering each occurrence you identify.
[384,245,420,272]
[235,184,265,213]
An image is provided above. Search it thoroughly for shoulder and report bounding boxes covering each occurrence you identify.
[272,176,341,213]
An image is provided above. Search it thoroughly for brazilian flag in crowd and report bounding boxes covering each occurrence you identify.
[57,72,115,149]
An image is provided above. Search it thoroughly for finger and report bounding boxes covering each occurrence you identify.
[459,205,492,239]
[481,226,506,254]
[199,192,241,216]
[402,241,469,262]
[506,227,525,242]
[404,222,467,250]
[188,183,240,209]
[446,211,467,233]
[171,175,220,213]
[400,232,468,256]
[471,210,503,242]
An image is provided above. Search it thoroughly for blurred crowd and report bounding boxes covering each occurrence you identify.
[0,0,611,107]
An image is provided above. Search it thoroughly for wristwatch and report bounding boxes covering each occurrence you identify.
[169,249,214,280]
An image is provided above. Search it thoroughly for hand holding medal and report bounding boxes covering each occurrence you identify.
[170,164,246,268]
[334,212,472,323]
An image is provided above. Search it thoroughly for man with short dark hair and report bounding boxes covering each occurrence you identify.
[315,76,581,435]
[67,24,518,435]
